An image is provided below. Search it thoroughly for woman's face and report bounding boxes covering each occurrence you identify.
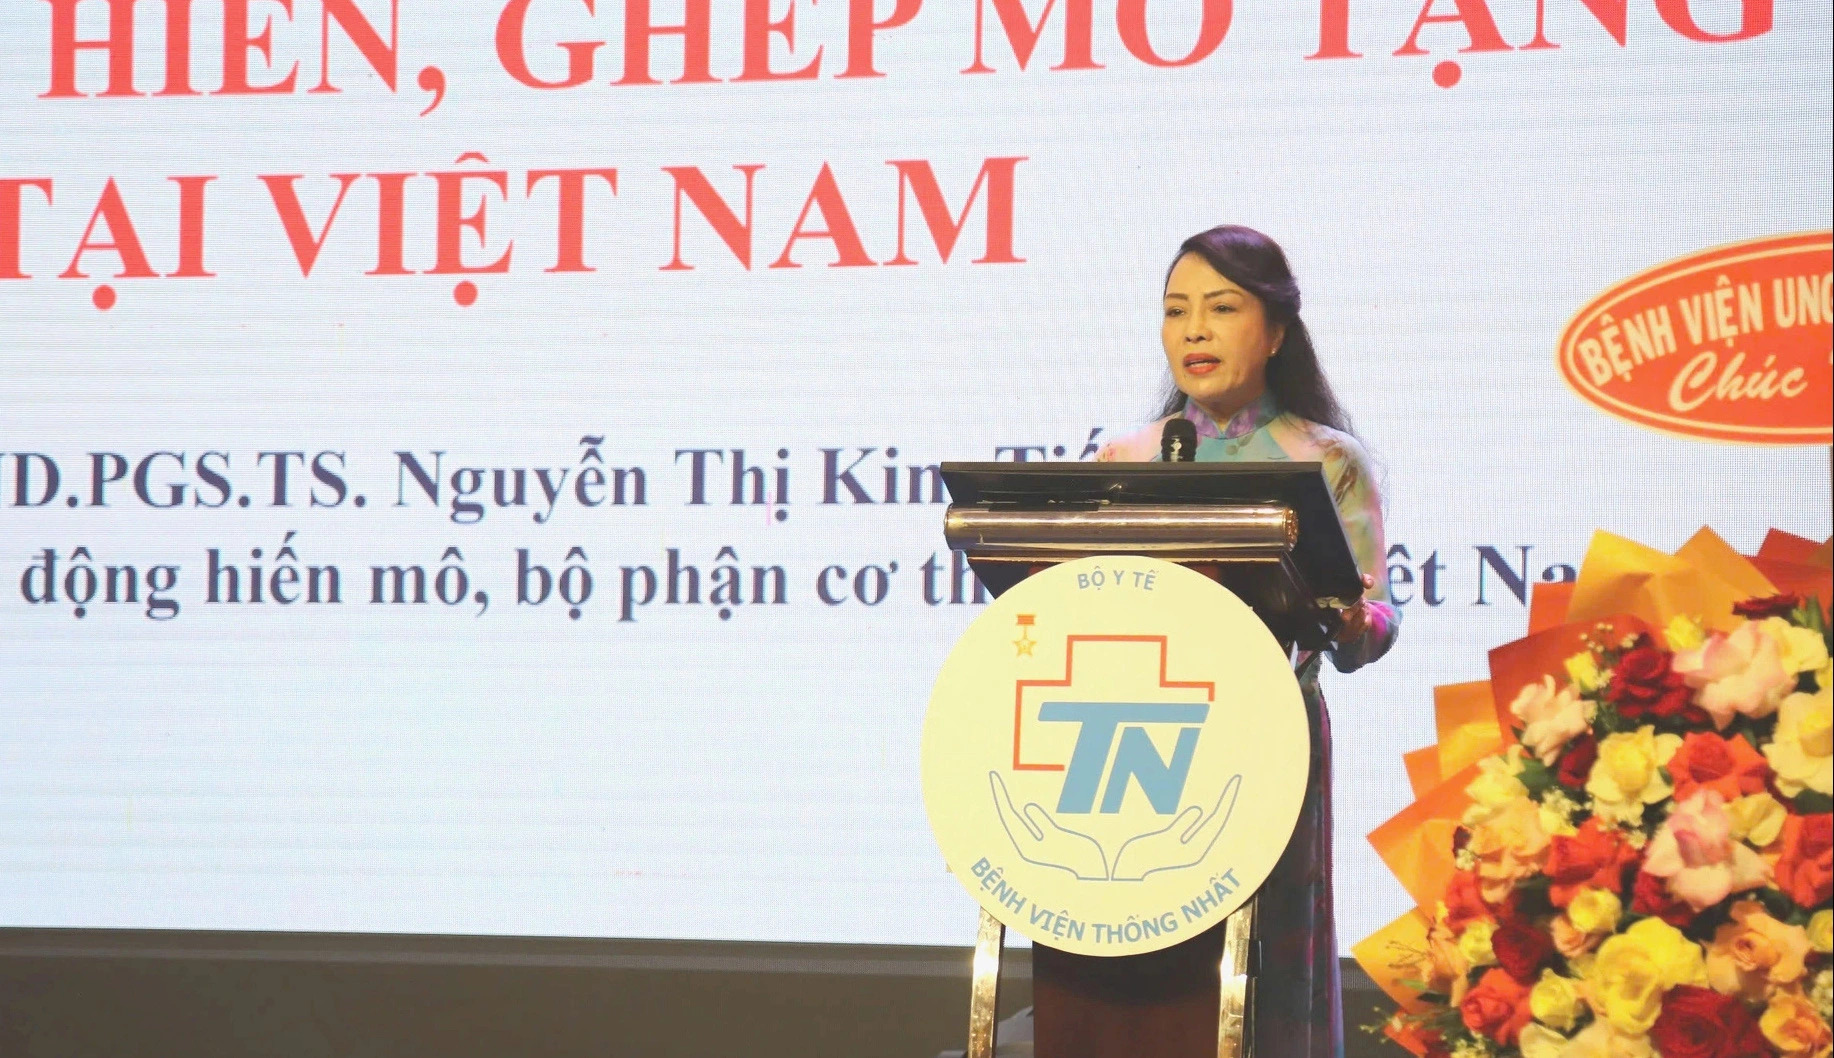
[1161,252,1284,417]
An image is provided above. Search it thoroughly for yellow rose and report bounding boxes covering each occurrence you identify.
[1517,1022,1569,1058]
[1765,685,1834,797]
[1586,726,1682,826]
[1727,792,1789,848]
[1568,887,1623,936]
[1765,616,1832,676]
[1809,910,1833,956]
[1529,968,1584,1031]
[1665,614,1707,653]
[1818,660,1833,694]
[1636,917,1710,987]
[1458,918,1498,968]
[1464,746,1531,823]
[1587,947,1665,1034]
[1567,649,1606,692]
[1761,988,1834,1057]
[1585,918,1707,1035]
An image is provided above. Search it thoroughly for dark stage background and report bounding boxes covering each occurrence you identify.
[0,931,1410,1057]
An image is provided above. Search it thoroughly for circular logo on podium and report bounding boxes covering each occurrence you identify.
[921,556,1309,957]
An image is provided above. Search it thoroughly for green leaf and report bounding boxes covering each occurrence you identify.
[1515,874,1552,900]
[1519,758,1555,796]
[1794,789,1833,815]
[1797,595,1826,636]
[1685,902,1733,943]
[1517,884,1555,920]
[1753,887,1798,923]
[1593,702,1628,735]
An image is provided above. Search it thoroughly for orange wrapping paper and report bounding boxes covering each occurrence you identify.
[1567,529,1753,632]
[1525,580,1576,634]
[1402,746,1441,800]
[1367,760,1477,914]
[1432,681,1503,779]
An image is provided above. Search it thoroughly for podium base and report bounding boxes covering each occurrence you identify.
[966,897,1255,1058]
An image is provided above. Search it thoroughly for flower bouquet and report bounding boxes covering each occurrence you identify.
[1356,528,1833,1058]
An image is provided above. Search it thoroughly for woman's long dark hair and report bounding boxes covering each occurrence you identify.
[1155,225,1356,437]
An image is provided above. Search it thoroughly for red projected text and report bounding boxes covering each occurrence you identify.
[28,0,1780,102]
[0,156,1028,306]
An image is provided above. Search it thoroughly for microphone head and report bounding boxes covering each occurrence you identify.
[1160,417,1198,462]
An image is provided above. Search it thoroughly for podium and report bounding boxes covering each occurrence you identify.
[937,461,1364,1058]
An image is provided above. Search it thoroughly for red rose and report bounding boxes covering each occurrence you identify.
[1668,731,1772,802]
[1631,868,1696,927]
[1645,685,1711,725]
[1491,919,1554,983]
[1611,636,1670,686]
[1650,985,1771,1058]
[1733,593,1801,619]
[1774,812,1834,909]
[1459,968,1533,1045]
[1604,636,1698,722]
[1543,818,1632,906]
[1555,734,1597,789]
[1605,636,1710,723]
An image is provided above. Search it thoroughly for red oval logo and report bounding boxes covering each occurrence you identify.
[1558,233,1832,445]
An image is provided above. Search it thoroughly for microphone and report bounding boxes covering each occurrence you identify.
[1161,418,1197,463]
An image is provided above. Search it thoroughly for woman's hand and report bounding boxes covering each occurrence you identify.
[1334,573,1378,645]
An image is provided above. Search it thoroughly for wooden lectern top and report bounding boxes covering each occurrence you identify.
[939,462,1363,601]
